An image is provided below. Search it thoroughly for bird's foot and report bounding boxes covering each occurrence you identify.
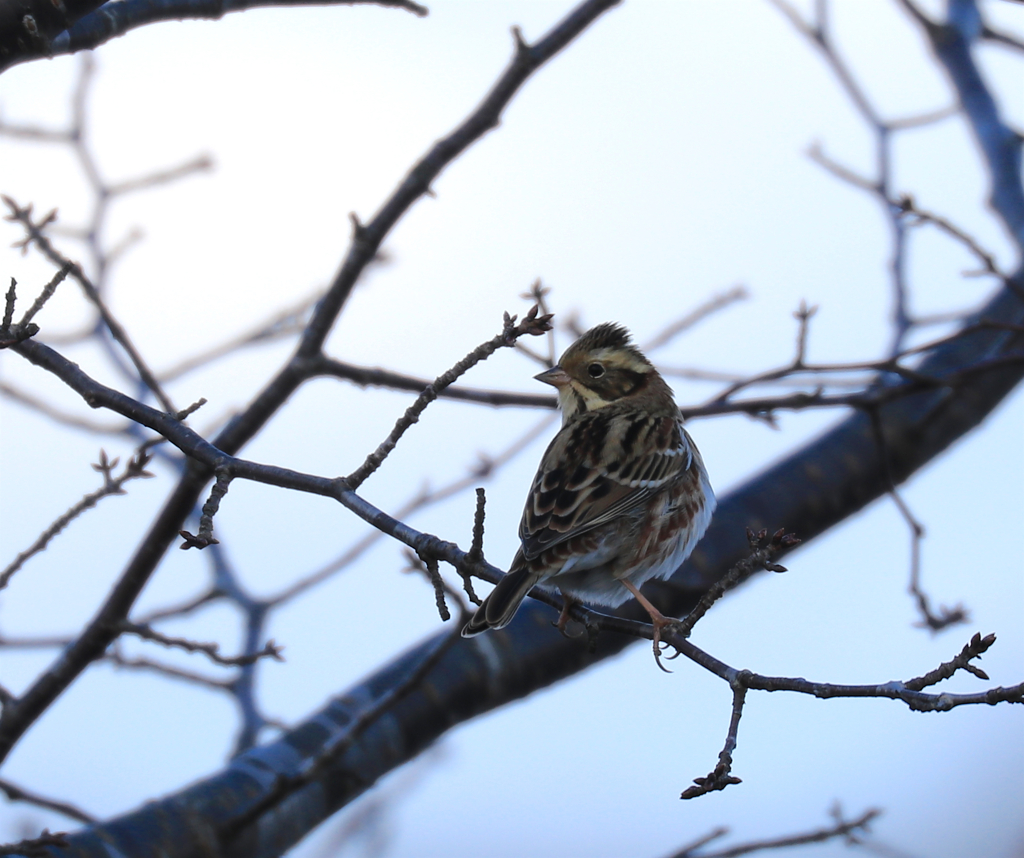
[620,579,682,672]
[650,615,686,673]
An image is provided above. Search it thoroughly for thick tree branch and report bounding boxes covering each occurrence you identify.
[0,0,426,73]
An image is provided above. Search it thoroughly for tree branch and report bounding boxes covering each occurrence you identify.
[0,0,624,772]
[0,0,427,74]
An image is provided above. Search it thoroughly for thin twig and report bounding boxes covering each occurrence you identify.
[179,468,232,549]
[675,529,798,639]
[665,807,881,858]
[159,294,320,381]
[467,488,487,565]
[896,194,1006,278]
[793,300,817,366]
[344,306,552,490]
[643,285,749,352]
[982,24,1024,54]
[107,154,214,196]
[0,778,96,824]
[1,448,155,589]
[2,196,178,414]
[904,632,994,690]
[680,678,747,799]
[0,380,128,434]
[309,356,556,409]
[405,549,451,622]
[104,649,236,690]
[18,262,73,326]
[117,621,283,668]
[868,409,967,631]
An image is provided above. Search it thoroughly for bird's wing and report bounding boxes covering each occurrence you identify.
[519,410,692,560]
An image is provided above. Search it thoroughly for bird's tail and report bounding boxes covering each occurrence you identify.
[461,566,540,637]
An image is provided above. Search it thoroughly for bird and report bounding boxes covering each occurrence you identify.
[462,322,715,651]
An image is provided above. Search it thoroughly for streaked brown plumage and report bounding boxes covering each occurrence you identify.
[462,322,715,639]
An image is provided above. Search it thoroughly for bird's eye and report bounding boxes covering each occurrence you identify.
[587,363,605,378]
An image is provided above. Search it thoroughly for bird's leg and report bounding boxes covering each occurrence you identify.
[554,591,584,637]
[620,580,678,671]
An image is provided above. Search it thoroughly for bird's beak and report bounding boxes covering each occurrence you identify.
[534,366,570,388]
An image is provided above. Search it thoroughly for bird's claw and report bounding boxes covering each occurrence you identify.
[652,619,684,673]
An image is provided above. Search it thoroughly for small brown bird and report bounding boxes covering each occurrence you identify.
[462,322,715,644]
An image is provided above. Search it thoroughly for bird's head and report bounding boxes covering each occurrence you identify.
[535,323,665,421]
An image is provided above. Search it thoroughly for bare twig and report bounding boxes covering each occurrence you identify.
[668,827,730,858]
[405,549,451,622]
[665,807,881,858]
[2,195,178,414]
[680,677,747,799]
[1,447,155,589]
[179,468,232,549]
[105,648,235,691]
[904,631,994,690]
[344,306,553,490]
[519,279,558,367]
[17,262,73,327]
[982,24,1024,54]
[675,529,799,639]
[792,300,817,366]
[868,407,967,631]
[107,154,214,196]
[132,588,226,625]
[0,380,128,434]
[159,290,321,382]
[896,194,1005,277]
[0,279,38,349]
[887,104,959,130]
[309,356,556,409]
[467,488,487,565]
[643,285,749,352]
[117,621,283,668]
[0,777,96,824]
[807,142,878,192]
